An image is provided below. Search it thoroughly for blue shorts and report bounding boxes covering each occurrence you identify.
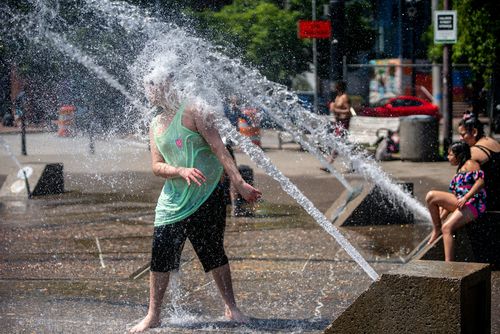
[150,185,228,273]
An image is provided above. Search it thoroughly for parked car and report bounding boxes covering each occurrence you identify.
[360,96,441,120]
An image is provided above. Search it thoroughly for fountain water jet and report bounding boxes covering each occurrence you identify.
[3,0,381,280]
[3,0,429,221]
[2,0,435,283]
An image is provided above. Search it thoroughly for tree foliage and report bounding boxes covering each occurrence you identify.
[199,0,308,84]
[453,0,498,81]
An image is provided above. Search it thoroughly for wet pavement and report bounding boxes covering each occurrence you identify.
[0,130,498,333]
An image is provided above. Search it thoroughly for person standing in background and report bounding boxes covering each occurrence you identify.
[321,81,352,171]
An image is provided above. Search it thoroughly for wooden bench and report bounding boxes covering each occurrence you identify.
[277,116,401,149]
[348,116,400,146]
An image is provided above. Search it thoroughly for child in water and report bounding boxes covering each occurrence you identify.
[425,142,487,261]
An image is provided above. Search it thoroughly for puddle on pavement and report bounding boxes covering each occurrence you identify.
[0,279,147,304]
[228,201,317,231]
[227,201,430,262]
[340,223,432,262]
[0,191,435,333]
[0,191,155,228]
[0,192,431,264]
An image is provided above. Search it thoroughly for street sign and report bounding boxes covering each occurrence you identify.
[434,10,457,44]
[298,20,331,39]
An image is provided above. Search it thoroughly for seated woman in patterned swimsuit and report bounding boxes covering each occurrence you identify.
[425,142,487,261]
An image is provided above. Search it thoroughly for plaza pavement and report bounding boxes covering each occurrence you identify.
[0,128,498,333]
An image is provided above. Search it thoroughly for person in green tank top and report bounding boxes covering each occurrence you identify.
[130,75,261,333]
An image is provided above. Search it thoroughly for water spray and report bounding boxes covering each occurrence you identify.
[220,120,379,281]
[2,0,435,280]
[0,137,33,199]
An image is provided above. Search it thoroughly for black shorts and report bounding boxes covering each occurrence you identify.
[150,185,228,273]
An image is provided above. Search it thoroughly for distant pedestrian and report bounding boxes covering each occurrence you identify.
[321,81,353,172]
[2,110,14,127]
[425,142,487,261]
[329,81,351,138]
[223,95,244,131]
[222,95,244,211]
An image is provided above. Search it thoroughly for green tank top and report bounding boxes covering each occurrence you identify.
[152,104,223,226]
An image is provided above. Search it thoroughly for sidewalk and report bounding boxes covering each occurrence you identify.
[0,129,455,206]
[0,123,47,134]
[0,127,498,334]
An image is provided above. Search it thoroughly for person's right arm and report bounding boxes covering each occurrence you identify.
[149,125,206,186]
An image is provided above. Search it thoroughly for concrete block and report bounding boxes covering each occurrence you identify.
[325,179,414,226]
[465,212,500,269]
[416,212,500,270]
[324,260,491,334]
[0,162,64,198]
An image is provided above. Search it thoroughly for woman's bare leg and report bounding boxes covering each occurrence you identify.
[441,208,475,261]
[130,271,170,333]
[425,190,458,244]
[211,263,249,323]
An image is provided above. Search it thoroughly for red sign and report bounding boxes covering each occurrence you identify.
[298,20,331,39]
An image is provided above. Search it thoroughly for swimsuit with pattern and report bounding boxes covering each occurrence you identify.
[449,170,487,219]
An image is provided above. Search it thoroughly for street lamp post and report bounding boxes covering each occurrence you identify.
[431,0,442,111]
[442,0,453,152]
[20,112,27,155]
[329,0,345,98]
[312,0,318,114]
[407,2,417,96]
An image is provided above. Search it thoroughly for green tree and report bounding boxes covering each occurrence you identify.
[200,0,309,84]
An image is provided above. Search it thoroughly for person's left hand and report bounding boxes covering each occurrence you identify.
[235,182,262,203]
[456,197,468,209]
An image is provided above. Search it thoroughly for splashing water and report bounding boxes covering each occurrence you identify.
[91,0,429,222]
[0,137,23,170]
[1,0,432,282]
[2,0,429,221]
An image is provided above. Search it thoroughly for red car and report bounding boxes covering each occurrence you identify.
[360,96,441,120]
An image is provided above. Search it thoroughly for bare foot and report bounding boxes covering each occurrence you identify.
[129,315,161,333]
[427,230,442,245]
[225,305,250,323]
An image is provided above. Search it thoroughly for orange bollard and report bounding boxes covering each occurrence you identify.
[57,105,76,137]
[238,108,261,147]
